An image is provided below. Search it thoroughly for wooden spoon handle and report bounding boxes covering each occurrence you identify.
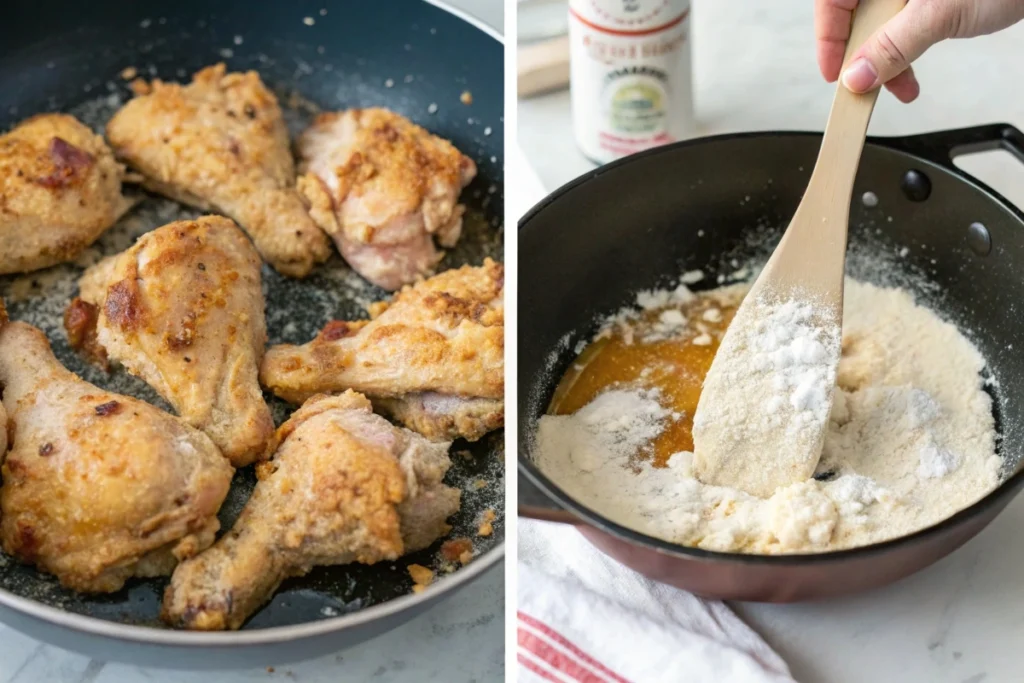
[812,0,907,206]
[843,0,909,65]
[754,0,906,303]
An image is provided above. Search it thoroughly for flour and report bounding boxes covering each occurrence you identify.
[636,284,696,311]
[692,295,842,497]
[536,389,674,475]
[597,284,698,345]
[692,333,713,346]
[533,279,1002,554]
[917,444,959,479]
[680,269,705,285]
[701,308,723,323]
[643,309,689,343]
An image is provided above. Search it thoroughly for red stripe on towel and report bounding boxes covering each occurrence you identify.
[518,611,633,683]
[519,651,569,683]
[519,627,608,683]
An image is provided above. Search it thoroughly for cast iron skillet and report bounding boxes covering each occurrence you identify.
[519,123,1024,603]
[0,0,503,670]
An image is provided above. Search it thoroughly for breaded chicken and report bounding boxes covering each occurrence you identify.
[0,114,134,275]
[260,259,503,442]
[0,316,233,593]
[162,391,460,630]
[297,108,477,290]
[105,64,332,277]
[65,216,274,467]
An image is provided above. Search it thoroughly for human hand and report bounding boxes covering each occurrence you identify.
[816,0,1024,102]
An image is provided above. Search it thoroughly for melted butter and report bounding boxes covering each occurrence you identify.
[549,293,739,468]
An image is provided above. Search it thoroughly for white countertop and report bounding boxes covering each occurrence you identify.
[0,569,503,683]
[0,1,505,682]
[518,2,1024,682]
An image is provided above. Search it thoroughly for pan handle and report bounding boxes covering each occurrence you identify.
[518,467,584,525]
[877,123,1024,168]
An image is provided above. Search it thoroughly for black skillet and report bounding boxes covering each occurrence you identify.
[519,123,1024,602]
[0,0,504,669]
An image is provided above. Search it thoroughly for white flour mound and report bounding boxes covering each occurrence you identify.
[537,389,673,475]
[533,279,1001,554]
[692,296,841,497]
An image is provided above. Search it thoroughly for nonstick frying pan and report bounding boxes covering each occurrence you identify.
[0,0,504,669]
[519,123,1024,603]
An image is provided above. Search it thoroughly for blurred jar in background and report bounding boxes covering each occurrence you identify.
[569,0,693,164]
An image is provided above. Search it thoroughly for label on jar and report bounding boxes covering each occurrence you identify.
[569,0,693,164]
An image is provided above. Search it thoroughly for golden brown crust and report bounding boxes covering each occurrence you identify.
[162,391,458,630]
[300,108,470,243]
[260,259,503,441]
[69,216,275,467]
[0,114,133,275]
[373,394,504,443]
[63,297,108,368]
[0,321,233,593]
[106,64,332,278]
[261,259,503,400]
[296,107,478,289]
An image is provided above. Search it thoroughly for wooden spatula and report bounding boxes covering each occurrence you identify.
[749,0,905,303]
[691,0,906,498]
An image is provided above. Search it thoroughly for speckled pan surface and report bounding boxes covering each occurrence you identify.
[0,0,503,641]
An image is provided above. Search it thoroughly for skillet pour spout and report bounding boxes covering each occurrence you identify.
[518,123,1024,603]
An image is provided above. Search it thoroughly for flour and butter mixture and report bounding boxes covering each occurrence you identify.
[534,276,1001,554]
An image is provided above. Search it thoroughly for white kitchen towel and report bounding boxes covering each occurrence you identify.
[517,521,795,683]
[513,149,793,682]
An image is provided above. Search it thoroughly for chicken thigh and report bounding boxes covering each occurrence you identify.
[260,259,504,442]
[162,391,460,630]
[64,216,274,467]
[105,64,332,277]
[0,316,232,593]
[0,114,134,275]
[297,108,477,290]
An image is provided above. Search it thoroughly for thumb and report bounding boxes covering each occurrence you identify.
[841,2,951,93]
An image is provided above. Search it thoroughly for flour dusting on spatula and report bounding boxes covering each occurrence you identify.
[692,294,841,497]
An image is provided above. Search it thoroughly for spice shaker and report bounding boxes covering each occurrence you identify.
[569,0,694,164]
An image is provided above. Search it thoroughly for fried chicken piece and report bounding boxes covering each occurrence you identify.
[64,216,274,467]
[162,391,460,630]
[297,108,477,290]
[0,317,233,593]
[0,114,134,275]
[260,260,504,442]
[373,394,504,443]
[105,64,332,278]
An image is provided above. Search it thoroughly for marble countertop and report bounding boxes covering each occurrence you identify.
[0,570,503,683]
[518,2,1024,682]
[0,1,505,682]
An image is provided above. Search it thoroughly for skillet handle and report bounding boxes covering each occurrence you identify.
[878,123,1024,168]
[518,468,583,525]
